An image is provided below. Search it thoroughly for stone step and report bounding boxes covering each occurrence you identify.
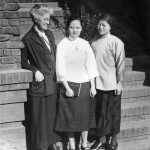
[19,2,60,8]
[123,70,150,87]
[18,7,64,18]
[0,123,26,150]
[125,55,150,71]
[121,101,150,122]
[122,85,150,99]
[119,119,150,142]
[118,138,150,150]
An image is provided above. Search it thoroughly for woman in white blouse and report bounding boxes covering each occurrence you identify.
[90,14,125,150]
[55,16,99,150]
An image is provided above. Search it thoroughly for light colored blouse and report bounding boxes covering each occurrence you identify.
[56,37,99,83]
[91,33,125,91]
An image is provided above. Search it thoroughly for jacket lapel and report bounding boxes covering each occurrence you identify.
[29,26,45,49]
[45,30,55,50]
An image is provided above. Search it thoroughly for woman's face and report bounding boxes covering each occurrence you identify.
[68,20,82,39]
[36,13,50,31]
[97,20,111,36]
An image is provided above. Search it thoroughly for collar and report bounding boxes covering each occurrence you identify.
[99,32,111,39]
[68,36,79,41]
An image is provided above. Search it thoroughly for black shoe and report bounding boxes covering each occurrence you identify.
[81,146,90,150]
[108,142,118,150]
[90,141,107,150]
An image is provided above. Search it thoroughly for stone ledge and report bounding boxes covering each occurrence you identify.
[118,138,150,150]
[0,90,26,104]
[0,69,32,85]
[119,119,150,140]
[0,125,26,150]
[122,85,150,99]
[0,103,24,123]
[0,83,29,91]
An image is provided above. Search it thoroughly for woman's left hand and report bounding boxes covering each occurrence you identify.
[90,87,97,98]
[115,81,122,95]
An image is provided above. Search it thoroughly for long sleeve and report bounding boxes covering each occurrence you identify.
[115,41,125,82]
[56,41,67,81]
[21,40,38,73]
[85,44,99,80]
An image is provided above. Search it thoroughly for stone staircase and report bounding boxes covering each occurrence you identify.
[118,55,150,150]
[1,2,150,150]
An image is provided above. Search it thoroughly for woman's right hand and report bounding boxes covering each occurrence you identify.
[35,70,44,82]
[65,88,74,97]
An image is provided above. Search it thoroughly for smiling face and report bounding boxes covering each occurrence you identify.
[97,19,111,36]
[68,20,82,39]
[36,13,50,31]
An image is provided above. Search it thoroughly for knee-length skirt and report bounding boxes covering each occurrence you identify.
[26,94,62,149]
[55,82,96,132]
[90,90,121,137]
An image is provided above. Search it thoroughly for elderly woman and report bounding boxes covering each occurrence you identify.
[21,4,61,150]
[90,14,125,150]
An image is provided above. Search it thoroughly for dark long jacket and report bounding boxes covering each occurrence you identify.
[21,26,56,96]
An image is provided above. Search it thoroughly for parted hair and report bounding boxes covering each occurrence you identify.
[30,3,53,23]
[97,13,115,28]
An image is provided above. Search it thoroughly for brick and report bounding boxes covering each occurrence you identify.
[12,63,21,69]
[0,42,5,49]
[7,3,20,11]
[0,83,29,91]
[19,11,31,18]
[0,49,3,56]
[4,49,11,56]
[125,128,131,138]
[131,128,136,137]
[11,49,21,56]
[26,70,32,82]
[2,26,20,35]
[15,56,21,63]
[10,35,20,41]
[0,103,24,123]
[20,71,27,82]
[3,11,19,19]
[19,24,32,34]
[5,41,21,48]
[13,72,20,83]
[135,127,141,137]
[0,73,7,84]
[1,56,16,64]
[6,73,13,84]
[0,11,3,18]
[0,19,9,26]
[0,34,10,42]
[0,90,26,104]
[10,19,20,26]
[0,3,7,11]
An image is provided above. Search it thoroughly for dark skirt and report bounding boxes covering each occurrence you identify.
[55,82,96,132]
[26,94,62,149]
[90,90,121,137]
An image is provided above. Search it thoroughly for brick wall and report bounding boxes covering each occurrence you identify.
[0,0,32,149]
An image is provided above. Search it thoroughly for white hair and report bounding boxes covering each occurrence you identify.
[30,4,53,22]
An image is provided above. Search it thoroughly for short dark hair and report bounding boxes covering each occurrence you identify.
[97,13,115,28]
[66,16,82,30]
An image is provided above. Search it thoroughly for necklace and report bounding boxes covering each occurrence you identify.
[68,37,78,50]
